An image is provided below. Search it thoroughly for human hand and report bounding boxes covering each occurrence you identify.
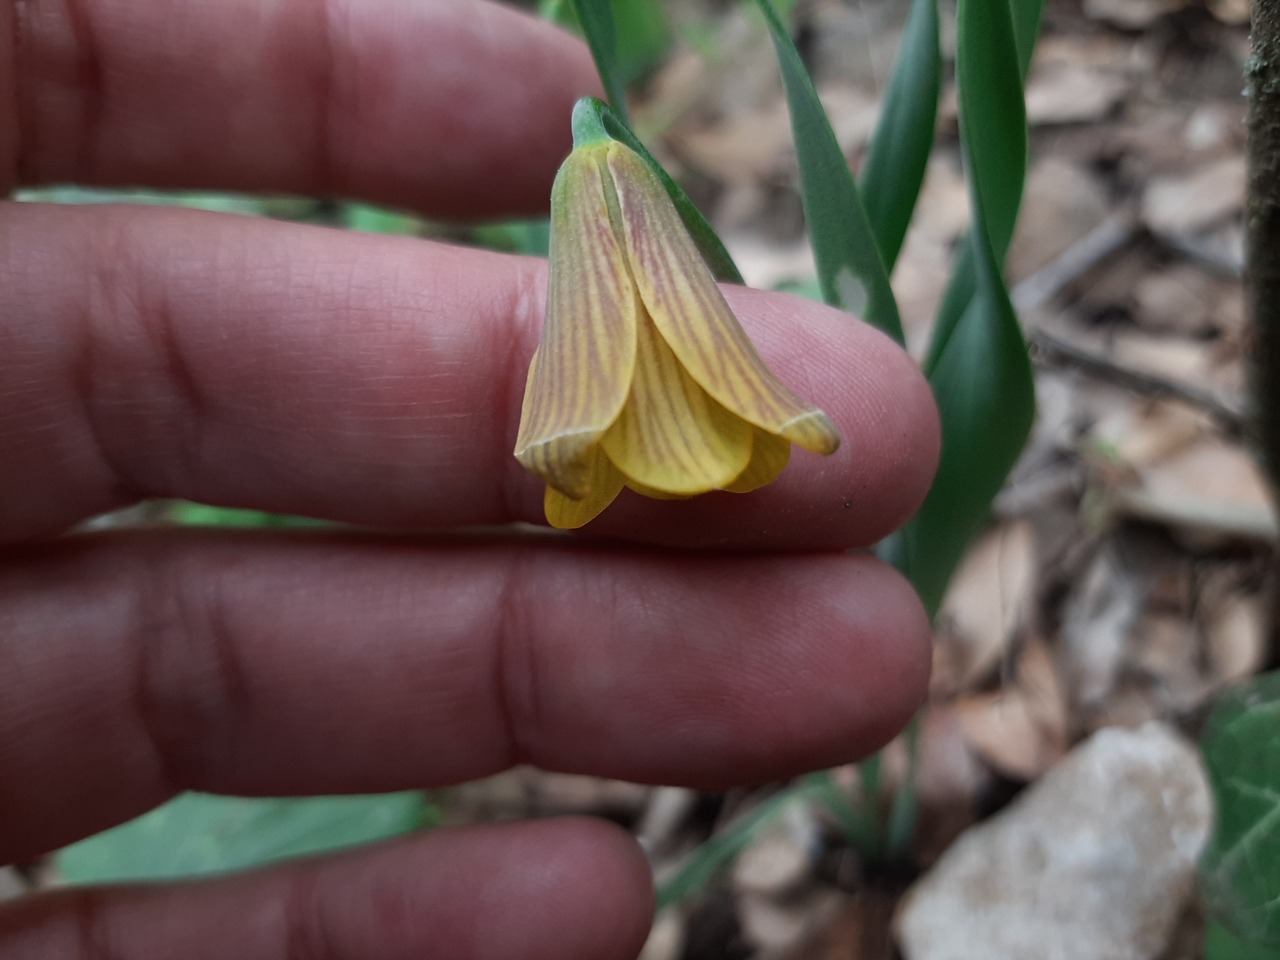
[0,0,939,957]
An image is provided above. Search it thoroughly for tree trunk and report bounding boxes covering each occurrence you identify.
[1249,4,1280,651]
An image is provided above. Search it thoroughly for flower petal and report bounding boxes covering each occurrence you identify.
[605,143,841,456]
[601,310,754,495]
[543,445,627,529]
[723,429,792,493]
[514,146,639,498]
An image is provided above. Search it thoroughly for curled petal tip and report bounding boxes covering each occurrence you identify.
[779,410,842,456]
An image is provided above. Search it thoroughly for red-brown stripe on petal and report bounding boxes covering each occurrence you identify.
[514,145,639,497]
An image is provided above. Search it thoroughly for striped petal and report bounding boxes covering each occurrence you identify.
[723,429,792,493]
[601,309,754,495]
[514,145,638,499]
[605,143,840,456]
[544,445,627,529]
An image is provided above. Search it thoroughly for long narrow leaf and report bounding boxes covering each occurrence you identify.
[568,0,630,126]
[860,0,941,272]
[892,0,1037,615]
[752,0,903,344]
[924,0,1045,373]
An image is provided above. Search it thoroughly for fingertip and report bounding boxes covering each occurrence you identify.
[447,818,655,960]
[737,552,932,775]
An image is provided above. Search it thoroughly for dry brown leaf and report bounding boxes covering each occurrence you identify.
[1131,265,1224,337]
[1140,436,1272,515]
[639,910,685,960]
[733,814,815,896]
[1128,612,1207,714]
[1108,400,1213,470]
[914,705,992,865]
[1007,158,1110,282]
[954,637,1069,781]
[1142,156,1246,236]
[1025,60,1130,125]
[1108,330,1226,386]
[1202,590,1268,688]
[1060,547,1145,709]
[677,101,793,186]
[740,888,844,959]
[1083,0,1186,27]
[933,522,1037,697]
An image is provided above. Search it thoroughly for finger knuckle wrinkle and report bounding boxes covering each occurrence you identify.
[493,548,541,767]
[71,889,123,960]
[282,870,339,960]
[130,546,250,793]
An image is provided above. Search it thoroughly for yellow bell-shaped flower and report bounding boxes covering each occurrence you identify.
[515,122,841,529]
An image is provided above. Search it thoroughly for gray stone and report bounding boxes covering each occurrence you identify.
[895,722,1212,960]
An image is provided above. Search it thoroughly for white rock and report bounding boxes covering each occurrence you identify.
[895,723,1212,960]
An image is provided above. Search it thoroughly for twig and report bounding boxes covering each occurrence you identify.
[1160,231,1245,279]
[1028,327,1247,436]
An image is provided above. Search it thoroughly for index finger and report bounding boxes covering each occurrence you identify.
[0,203,939,546]
[2,0,600,216]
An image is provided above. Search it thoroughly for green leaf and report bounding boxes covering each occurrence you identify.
[167,502,329,528]
[1205,921,1280,960]
[924,0,1044,373]
[57,792,435,884]
[608,0,672,85]
[342,203,423,235]
[567,0,630,126]
[751,0,903,344]
[890,0,1037,616]
[577,97,744,284]
[859,0,940,272]
[544,0,670,87]
[1200,672,1280,947]
[471,218,552,258]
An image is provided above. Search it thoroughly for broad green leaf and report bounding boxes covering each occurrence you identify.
[567,0,630,126]
[1200,672,1280,947]
[925,0,1044,373]
[890,0,1036,615]
[859,0,940,272]
[57,792,435,884]
[1206,921,1280,960]
[577,97,744,284]
[751,0,903,344]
